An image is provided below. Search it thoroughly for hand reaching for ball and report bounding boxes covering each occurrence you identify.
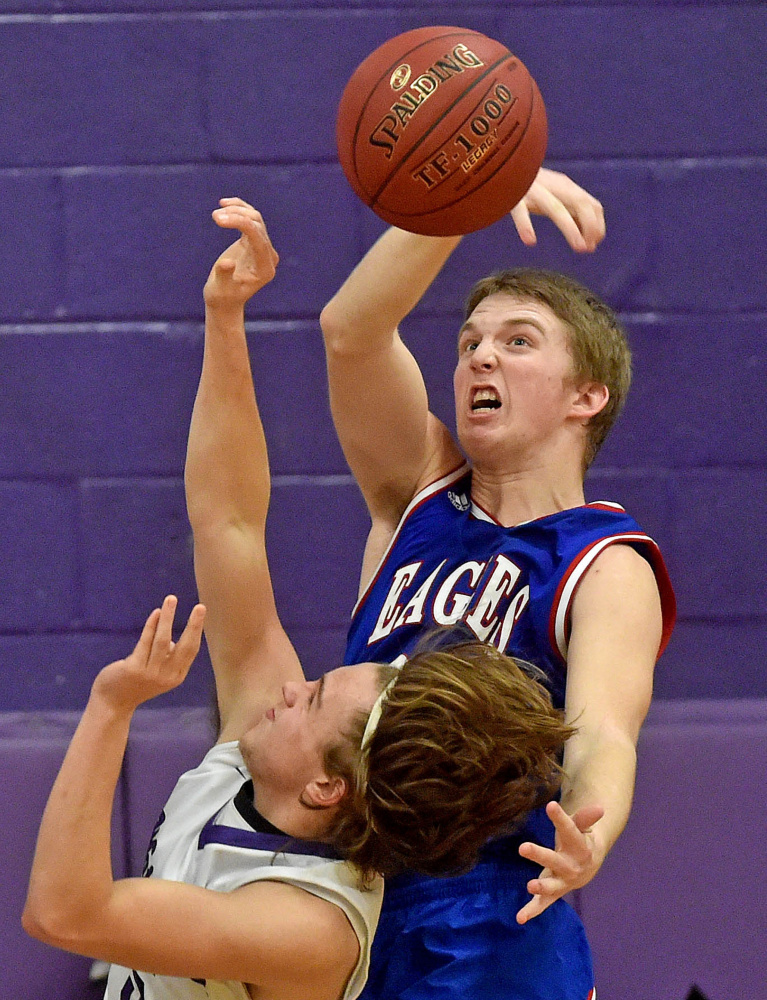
[204,199,280,309]
[510,168,606,253]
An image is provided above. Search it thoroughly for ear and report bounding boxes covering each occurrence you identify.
[300,774,348,811]
[570,381,609,422]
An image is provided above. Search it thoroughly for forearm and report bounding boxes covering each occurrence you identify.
[321,227,461,354]
[560,728,638,861]
[24,694,131,944]
[185,302,269,531]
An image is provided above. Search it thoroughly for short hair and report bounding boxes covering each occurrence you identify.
[324,641,575,885]
[464,269,632,468]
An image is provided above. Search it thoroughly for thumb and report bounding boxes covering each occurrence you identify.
[571,804,605,832]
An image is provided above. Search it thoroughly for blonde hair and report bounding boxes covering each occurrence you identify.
[324,641,574,885]
[464,269,632,468]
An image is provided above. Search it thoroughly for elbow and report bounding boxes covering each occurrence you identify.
[319,300,348,354]
[22,899,67,948]
[22,895,93,952]
[21,901,46,943]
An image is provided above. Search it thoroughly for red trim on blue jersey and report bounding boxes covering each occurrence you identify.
[547,532,676,663]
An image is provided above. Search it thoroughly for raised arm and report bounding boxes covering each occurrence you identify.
[516,544,663,923]
[186,199,303,740]
[320,227,464,530]
[321,167,607,531]
[23,599,358,1000]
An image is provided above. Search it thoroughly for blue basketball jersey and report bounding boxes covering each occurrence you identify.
[347,465,675,1000]
[346,464,676,709]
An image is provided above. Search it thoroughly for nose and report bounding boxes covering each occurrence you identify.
[469,340,497,371]
[282,681,301,708]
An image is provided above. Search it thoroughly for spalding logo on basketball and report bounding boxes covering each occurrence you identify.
[336,26,548,236]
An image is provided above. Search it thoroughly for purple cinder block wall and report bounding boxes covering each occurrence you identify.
[0,0,764,705]
[0,2,765,999]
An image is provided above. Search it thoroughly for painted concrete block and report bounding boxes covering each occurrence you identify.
[0,483,77,630]
[0,325,199,478]
[248,324,349,476]
[79,478,196,630]
[63,165,358,318]
[203,7,503,164]
[639,161,767,312]
[0,712,126,1000]
[266,478,370,630]
[671,468,767,618]
[656,619,767,699]
[497,7,767,158]
[658,314,765,466]
[0,632,139,711]
[0,19,206,168]
[580,699,767,1000]
[288,625,351,679]
[0,174,63,321]
[204,10,361,164]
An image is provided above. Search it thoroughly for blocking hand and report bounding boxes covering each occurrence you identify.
[204,198,280,308]
[510,167,606,253]
[91,596,206,712]
[516,800,606,924]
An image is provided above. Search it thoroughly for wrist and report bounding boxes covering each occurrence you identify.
[86,679,140,724]
[204,299,247,320]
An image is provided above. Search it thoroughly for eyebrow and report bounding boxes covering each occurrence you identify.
[315,673,326,711]
[459,316,548,338]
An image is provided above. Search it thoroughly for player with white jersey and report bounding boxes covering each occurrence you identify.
[320,169,677,998]
[107,741,380,1000]
[24,200,578,1000]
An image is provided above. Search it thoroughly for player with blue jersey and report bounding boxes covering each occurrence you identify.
[321,168,676,999]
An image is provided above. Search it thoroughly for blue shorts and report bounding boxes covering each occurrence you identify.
[361,854,594,1000]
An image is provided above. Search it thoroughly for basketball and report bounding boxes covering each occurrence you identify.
[336,26,548,236]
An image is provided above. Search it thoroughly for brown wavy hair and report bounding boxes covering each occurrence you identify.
[323,640,575,885]
[464,268,632,469]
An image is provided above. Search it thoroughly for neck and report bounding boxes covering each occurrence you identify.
[469,459,586,527]
[254,790,334,843]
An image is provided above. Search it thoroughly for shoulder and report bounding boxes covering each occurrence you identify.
[570,543,664,659]
[233,880,361,997]
[573,543,662,619]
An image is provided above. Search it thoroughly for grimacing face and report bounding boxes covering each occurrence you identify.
[453,293,582,468]
[239,663,381,808]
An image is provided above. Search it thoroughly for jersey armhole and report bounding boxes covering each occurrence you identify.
[548,533,676,663]
[351,463,470,618]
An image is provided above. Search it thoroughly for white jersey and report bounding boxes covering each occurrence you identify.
[106,741,383,1000]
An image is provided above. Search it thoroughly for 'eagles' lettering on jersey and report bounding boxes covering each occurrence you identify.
[346,469,675,709]
[368,553,530,651]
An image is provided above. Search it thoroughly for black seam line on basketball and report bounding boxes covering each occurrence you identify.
[349,29,485,196]
[370,54,520,208]
[385,82,539,222]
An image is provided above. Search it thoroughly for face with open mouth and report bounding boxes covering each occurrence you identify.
[453,293,579,465]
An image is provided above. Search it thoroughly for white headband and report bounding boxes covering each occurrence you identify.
[360,674,398,751]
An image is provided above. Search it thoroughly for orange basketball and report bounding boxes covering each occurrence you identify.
[336,26,547,236]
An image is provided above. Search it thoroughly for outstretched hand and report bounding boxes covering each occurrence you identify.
[516,800,606,924]
[92,596,206,713]
[511,167,606,253]
[204,198,280,309]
